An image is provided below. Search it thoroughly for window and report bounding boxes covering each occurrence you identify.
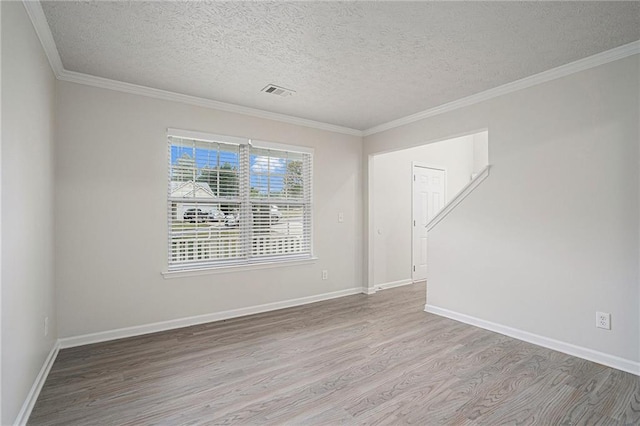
[167,129,313,271]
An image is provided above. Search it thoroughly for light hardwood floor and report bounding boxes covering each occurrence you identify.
[30,283,639,425]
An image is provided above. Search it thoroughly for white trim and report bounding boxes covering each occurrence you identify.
[0,1,3,422]
[425,304,640,376]
[59,286,363,349]
[167,128,248,146]
[375,279,414,291]
[250,139,314,155]
[58,69,362,136]
[21,0,639,139]
[366,154,375,295]
[363,41,640,136]
[412,163,446,173]
[21,0,64,78]
[18,3,359,137]
[13,341,60,426]
[362,287,377,295]
[162,257,318,279]
[412,163,447,281]
[426,165,490,232]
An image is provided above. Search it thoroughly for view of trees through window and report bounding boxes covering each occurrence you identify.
[168,135,312,270]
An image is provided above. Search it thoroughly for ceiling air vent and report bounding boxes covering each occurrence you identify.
[261,84,295,97]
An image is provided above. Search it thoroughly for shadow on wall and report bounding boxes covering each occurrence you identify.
[370,130,489,287]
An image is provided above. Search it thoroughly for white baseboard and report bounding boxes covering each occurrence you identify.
[364,278,416,295]
[377,279,415,291]
[14,341,60,425]
[425,304,640,376]
[59,287,364,349]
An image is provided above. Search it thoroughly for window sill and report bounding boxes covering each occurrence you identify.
[162,257,319,279]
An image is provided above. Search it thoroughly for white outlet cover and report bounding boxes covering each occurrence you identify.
[596,312,611,330]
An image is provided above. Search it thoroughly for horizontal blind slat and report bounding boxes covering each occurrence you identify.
[169,135,312,270]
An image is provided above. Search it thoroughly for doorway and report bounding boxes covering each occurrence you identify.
[367,129,488,293]
[412,164,446,281]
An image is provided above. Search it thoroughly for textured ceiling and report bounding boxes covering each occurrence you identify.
[41,1,640,131]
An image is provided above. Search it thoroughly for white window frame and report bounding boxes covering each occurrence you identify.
[165,129,314,274]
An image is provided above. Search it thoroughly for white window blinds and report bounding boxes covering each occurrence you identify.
[167,132,312,271]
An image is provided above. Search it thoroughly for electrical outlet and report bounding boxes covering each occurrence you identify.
[338,212,344,223]
[322,270,328,280]
[44,316,49,336]
[596,312,611,330]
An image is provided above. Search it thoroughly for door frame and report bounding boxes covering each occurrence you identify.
[411,162,447,282]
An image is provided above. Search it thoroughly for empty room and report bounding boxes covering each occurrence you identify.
[2,1,640,424]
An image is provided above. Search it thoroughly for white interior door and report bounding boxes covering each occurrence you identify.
[412,165,446,281]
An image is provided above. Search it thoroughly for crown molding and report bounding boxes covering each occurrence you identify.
[21,1,362,137]
[363,40,640,136]
[22,0,638,139]
[57,69,363,136]
[22,0,63,78]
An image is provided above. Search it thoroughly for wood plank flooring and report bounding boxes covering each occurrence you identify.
[30,283,640,425]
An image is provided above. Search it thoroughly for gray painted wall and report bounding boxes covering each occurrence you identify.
[3,5,639,420]
[1,2,57,423]
[372,134,481,286]
[54,81,363,338]
[364,55,640,363]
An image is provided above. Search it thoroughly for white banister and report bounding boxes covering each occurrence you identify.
[426,165,491,232]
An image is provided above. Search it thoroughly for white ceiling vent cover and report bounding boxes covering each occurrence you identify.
[261,84,296,97]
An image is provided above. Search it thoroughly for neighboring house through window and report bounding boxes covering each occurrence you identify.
[167,129,313,271]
